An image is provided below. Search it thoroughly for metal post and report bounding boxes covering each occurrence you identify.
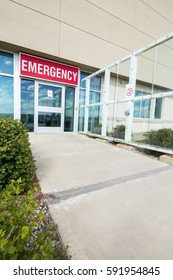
[84,78,90,133]
[101,68,110,136]
[125,54,137,141]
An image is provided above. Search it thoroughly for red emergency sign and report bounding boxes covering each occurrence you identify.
[20,53,79,86]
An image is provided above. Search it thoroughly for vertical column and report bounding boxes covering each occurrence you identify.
[101,68,110,136]
[125,54,137,141]
[13,53,20,120]
[84,78,90,133]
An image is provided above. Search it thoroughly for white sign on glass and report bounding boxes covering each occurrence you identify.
[47,90,53,98]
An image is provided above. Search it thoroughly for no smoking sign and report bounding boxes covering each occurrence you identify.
[125,84,135,99]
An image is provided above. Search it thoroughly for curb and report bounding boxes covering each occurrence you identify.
[159,155,173,165]
[116,143,136,151]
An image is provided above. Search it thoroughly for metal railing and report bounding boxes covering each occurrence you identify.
[79,32,173,154]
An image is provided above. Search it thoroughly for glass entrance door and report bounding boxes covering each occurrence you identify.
[35,82,65,133]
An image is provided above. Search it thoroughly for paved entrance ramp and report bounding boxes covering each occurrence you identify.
[30,134,173,259]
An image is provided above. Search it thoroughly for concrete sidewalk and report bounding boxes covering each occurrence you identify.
[30,133,173,259]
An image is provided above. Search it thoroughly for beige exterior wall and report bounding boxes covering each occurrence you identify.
[1,0,173,70]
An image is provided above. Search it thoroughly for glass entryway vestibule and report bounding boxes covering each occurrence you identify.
[35,81,64,133]
[21,79,75,133]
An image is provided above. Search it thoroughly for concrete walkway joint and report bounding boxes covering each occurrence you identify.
[30,134,173,260]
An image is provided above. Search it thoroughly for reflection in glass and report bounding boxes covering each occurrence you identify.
[79,89,85,106]
[154,98,162,119]
[90,76,101,91]
[38,112,61,127]
[80,71,101,91]
[89,90,100,104]
[80,72,88,88]
[0,51,13,75]
[64,87,75,132]
[21,79,34,132]
[0,76,13,118]
[79,72,101,132]
[88,106,100,133]
[78,107,85,131]
[78,89,85,131]
[38,84,61,107]
[89,89,100,131]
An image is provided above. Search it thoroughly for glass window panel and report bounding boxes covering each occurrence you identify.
[79,71,101,132]
[80,72,89,88]
[90,76,101,91]
[88,106,100,133]
[141,99,150,118]
[89,90,100,104]
[0,76,13,118]
[79,89,86,105]
[88,107,94,132]
[154,98,162,119]
[21,79,34,132]
[38,84,62,107]
[64,87,75,132]
[134,90,151,118]
[38,112,61,127]
[78,107,85,131]
[0,51,13,75]
[80,71,101,90]
[95,91,100,103]
[79,89,85,105]
[78,88,85,132]
[134,100,140,117]
[89,90,95,104]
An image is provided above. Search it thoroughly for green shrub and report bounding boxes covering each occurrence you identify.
[144,128,173,149]
[0,118,36,191]
[113,125,125,139]
[92,123,102,135]
[0,179,67,260]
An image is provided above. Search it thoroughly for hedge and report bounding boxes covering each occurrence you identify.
[144,128,173,149]
[0,118,36,192]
